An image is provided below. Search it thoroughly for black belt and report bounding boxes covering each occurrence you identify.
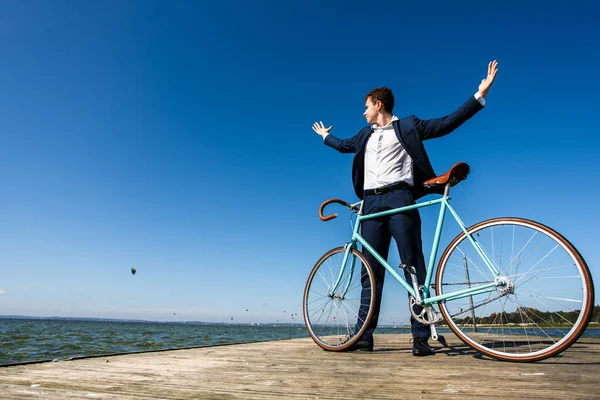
[364,182,410,196]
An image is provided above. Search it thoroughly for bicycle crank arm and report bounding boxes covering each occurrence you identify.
[430,321,439,341]
[427,318,448,347]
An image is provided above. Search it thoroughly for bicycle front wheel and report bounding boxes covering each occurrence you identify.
[435,217,594,362]
[303,246,376,351]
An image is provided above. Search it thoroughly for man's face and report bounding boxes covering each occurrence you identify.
[363,97,379,124]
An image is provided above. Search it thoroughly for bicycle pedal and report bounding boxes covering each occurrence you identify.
[437,335,448,347]
[399,264,416,275]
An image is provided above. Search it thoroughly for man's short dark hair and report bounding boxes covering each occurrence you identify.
[365,87,394,113]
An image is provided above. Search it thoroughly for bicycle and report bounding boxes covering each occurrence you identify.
[302,162,594,362]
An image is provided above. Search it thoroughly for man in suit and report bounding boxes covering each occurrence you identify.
[312,60,498,356]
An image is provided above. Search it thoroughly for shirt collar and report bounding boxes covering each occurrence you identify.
[372,115,398,129]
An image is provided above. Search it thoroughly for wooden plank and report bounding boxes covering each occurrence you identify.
[1,334,599,399]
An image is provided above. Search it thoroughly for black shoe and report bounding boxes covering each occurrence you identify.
[412,337,434,356]
[347,338,374,352]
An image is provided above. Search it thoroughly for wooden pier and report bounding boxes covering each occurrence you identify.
[1,333,599,399]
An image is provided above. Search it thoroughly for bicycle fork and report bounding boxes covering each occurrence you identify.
[329,243,357,297]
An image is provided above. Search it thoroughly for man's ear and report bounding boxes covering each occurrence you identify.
[376,100,383,112]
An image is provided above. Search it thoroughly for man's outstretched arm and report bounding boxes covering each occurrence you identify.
[312,121,358,153]
[416,60,499,140]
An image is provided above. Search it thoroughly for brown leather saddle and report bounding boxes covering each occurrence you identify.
[423,162,470,188]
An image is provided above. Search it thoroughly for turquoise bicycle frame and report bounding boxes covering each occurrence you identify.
[332,192,503,306]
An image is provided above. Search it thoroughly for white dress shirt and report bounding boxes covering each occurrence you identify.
[363,115,413,189]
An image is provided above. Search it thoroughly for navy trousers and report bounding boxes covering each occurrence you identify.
[356,186,430,340]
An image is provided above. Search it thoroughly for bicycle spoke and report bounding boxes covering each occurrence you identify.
[514,243,560,286]
[506,230,538,278]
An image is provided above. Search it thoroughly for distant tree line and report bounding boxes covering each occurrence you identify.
[452,305,600,326]
[592,305,600,323]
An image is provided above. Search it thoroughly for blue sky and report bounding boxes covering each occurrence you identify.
[1,0,598,324]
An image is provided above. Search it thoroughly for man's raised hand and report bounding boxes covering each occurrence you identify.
[478,60,499,98]
[312,121,333,138]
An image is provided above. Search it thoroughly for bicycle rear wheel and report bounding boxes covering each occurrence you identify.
[435,217,594,362]
[303,246,375,351]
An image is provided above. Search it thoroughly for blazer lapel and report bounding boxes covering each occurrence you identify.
[392,120,411,155]
[358,127,374,154]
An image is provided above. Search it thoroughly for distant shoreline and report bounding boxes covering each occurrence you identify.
[0,315,307,326]
[0,315,412,328]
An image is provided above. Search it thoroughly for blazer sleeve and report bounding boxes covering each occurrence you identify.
[415,95,484,141]
[323,131,361,153]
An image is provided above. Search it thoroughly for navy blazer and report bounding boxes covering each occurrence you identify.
[324,95,484,200]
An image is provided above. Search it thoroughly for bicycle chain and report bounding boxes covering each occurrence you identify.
[431,281,494,287]
[449,292,509,318]
[428,280,506,319]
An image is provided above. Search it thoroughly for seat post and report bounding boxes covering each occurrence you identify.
[443,183,451,197]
